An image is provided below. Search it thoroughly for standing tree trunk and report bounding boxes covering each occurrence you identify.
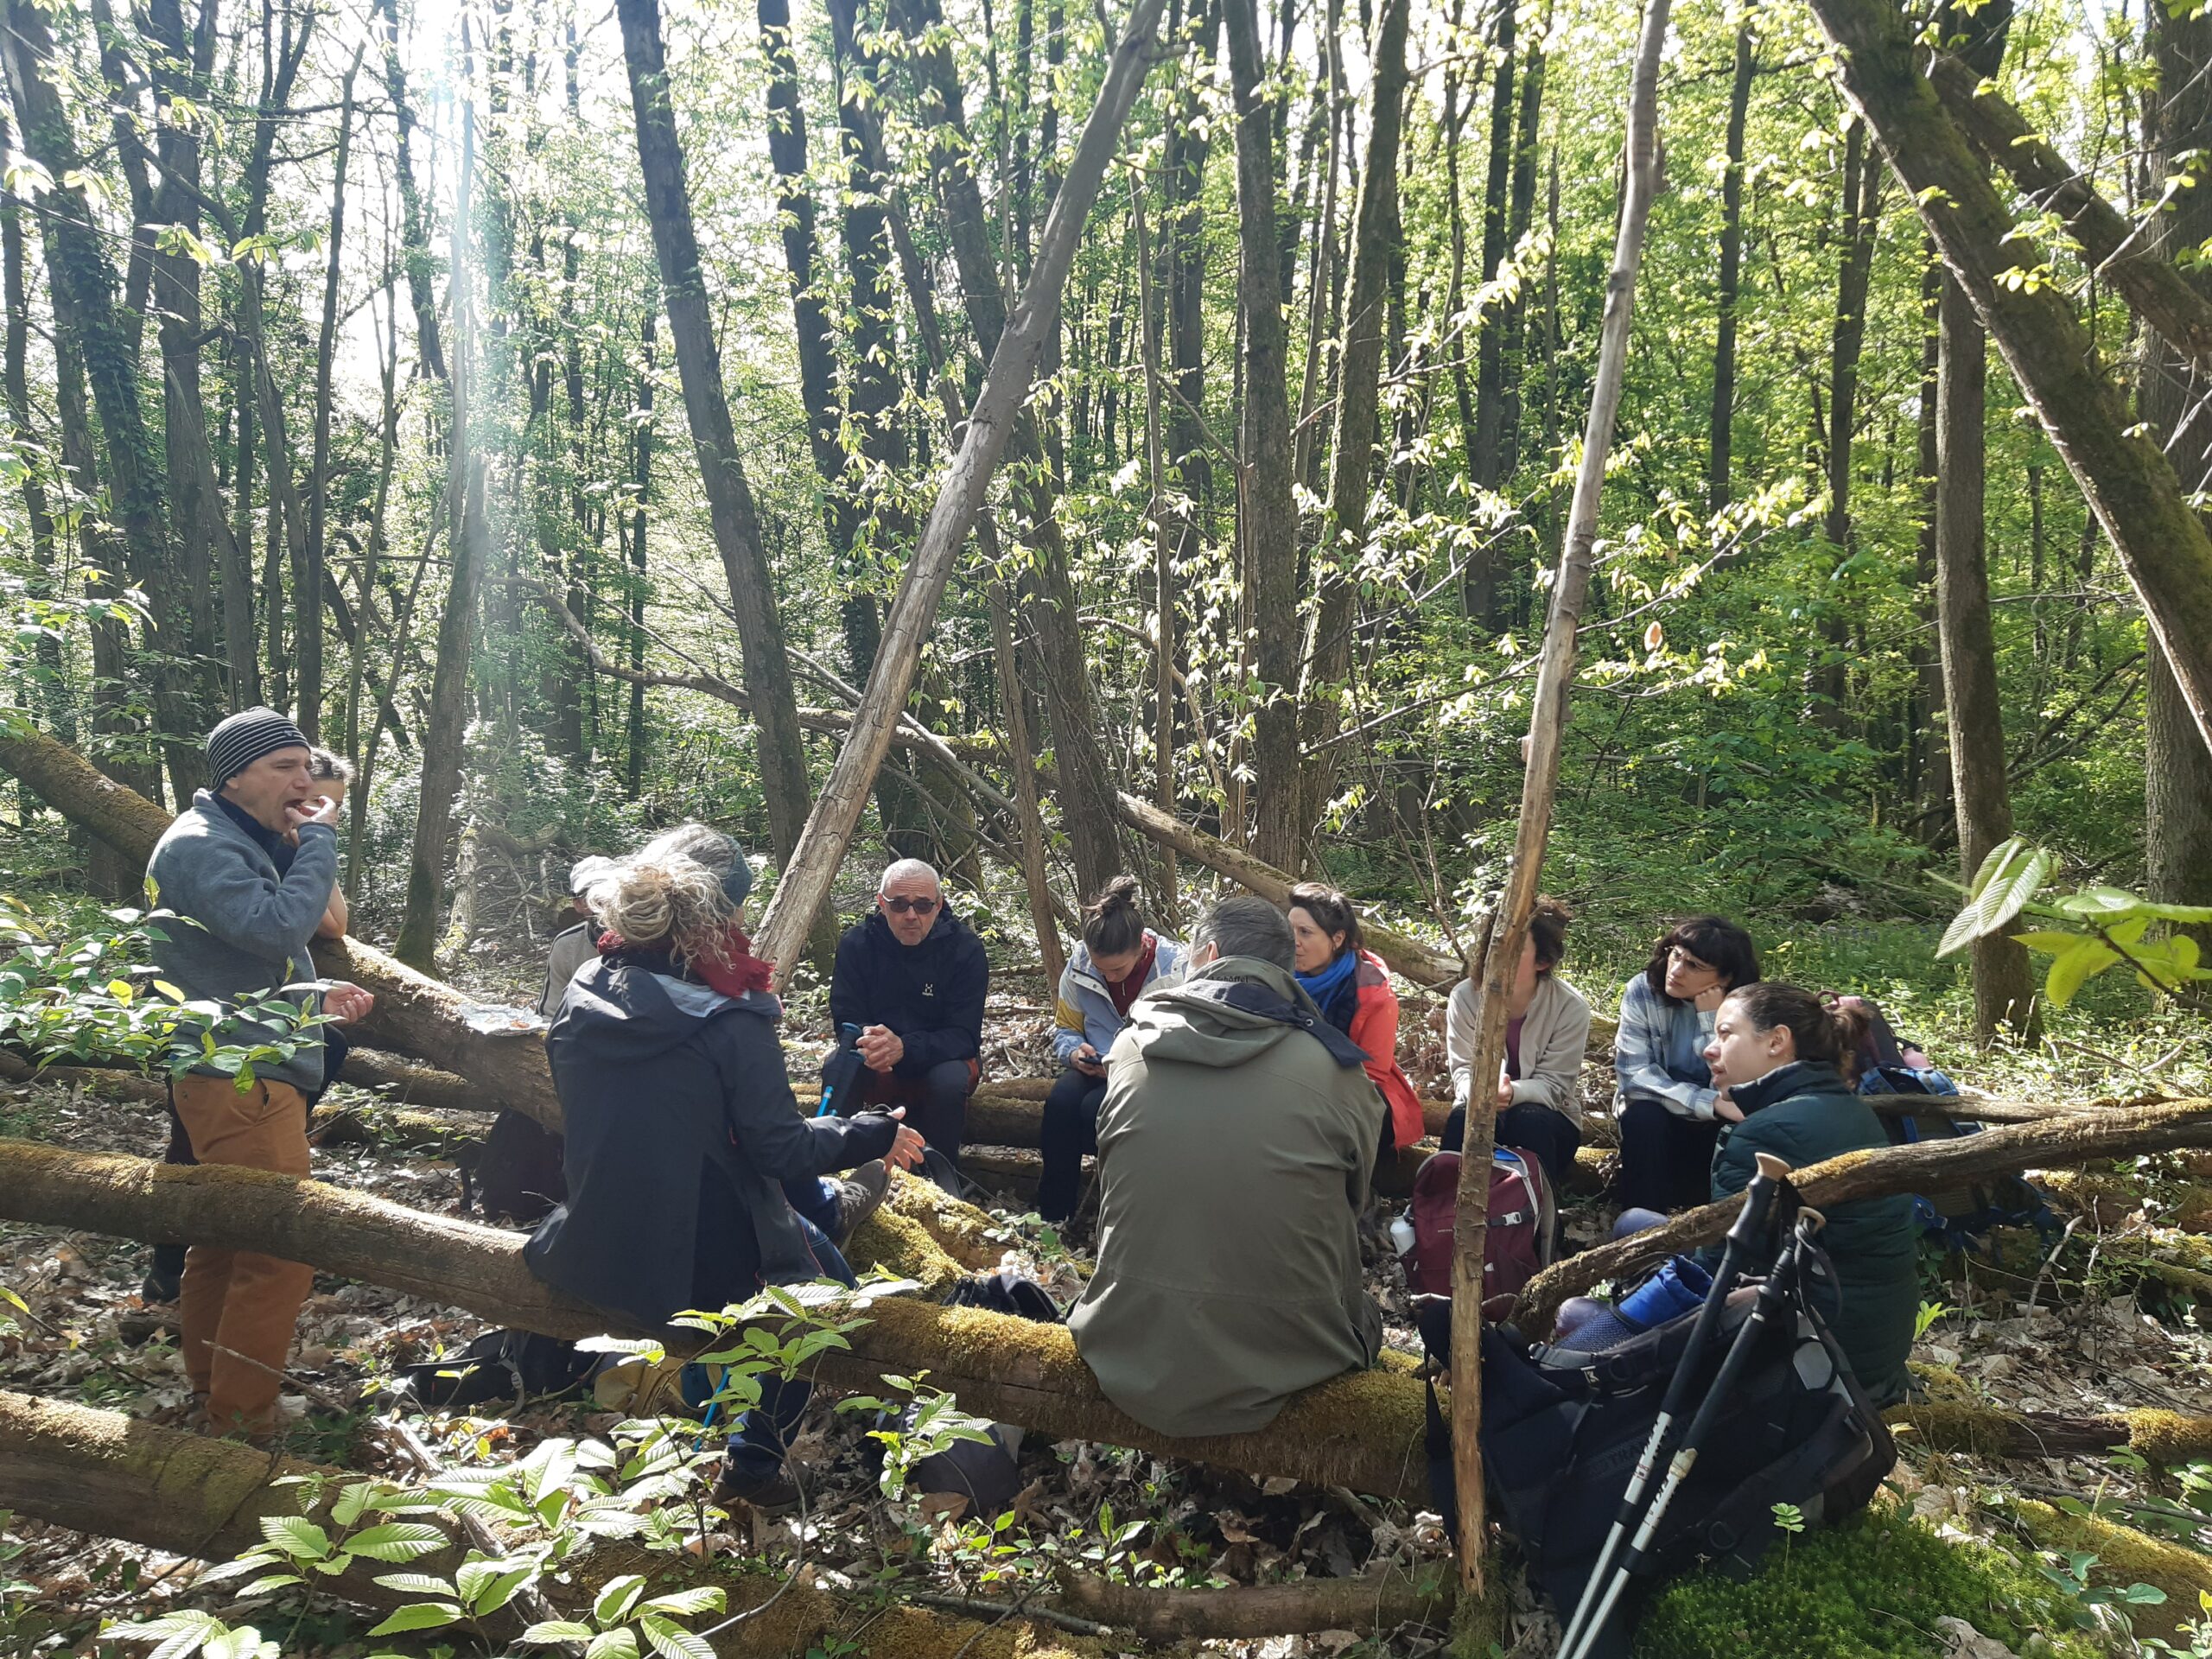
[1298,0,1411,834]
[1497,7,1549,484]
[1930,0,2036,1041]
[0,109,66,741]
[1222,0,1302,871]
[299,48,365,742]
[626,308,655,802]
[1801,0,2212,758]
[615,0,815,870]
[1450,0,1675,1611]
[880,0,1128,896]
[1707,20,1754,510]
[2142,0,2212,976]
[1469,0,1517,499]
[375,0,446,380]
[753,0,1168,976]
[394,95,488,971]
[1814,121,1881,724]
[1909,253,1949,823]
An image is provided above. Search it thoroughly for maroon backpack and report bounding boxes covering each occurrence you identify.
[1408,1147,1556,1306]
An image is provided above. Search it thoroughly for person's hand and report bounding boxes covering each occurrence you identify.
[286,794,341,830]
[883,1108,927,1171]
[1712,1090,1744,1124]
[858,1025,904,1071]
[1074,1043,1105,1078]
[1495,1070,1515,1109]
[1692,982,1729,1014]
[324,982,374,1025]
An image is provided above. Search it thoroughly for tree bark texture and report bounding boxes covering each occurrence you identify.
[1801,0,2212,758]
[753,0,1166,974]
[1469,0,1517,501]
[1708,21,1754,510]
[1514,1095,2212,1331]
[1222,0,1303,872]
[1447,0,1674,1596]
[0,1140,1429,1500]
[616,0,816,869]
[1300,0,1412,836]
[2139,0,2212,972]
[1815,123,1880,721]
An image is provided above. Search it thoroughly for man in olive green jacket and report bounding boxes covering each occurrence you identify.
[1069,895,1388,1437]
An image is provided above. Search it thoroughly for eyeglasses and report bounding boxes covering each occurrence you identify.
[882,895,940,916]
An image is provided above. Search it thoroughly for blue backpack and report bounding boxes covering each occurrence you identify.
[1851,1004,2057,1248]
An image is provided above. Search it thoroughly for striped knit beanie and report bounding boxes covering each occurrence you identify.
[205,707,310,789]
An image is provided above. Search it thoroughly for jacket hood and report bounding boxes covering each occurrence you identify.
[1730,1058,1851,1116]
[556,955,768,1065]
[1126,957,1367,1071]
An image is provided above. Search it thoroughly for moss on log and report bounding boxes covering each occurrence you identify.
[1058,1567,1452,1639]
[1514,1096,2212,1332]
[2005,1497,2212,1642]
[1886,1401,2212,1464]
[0,1139,1427,1499]
[0,1389,1112,1656]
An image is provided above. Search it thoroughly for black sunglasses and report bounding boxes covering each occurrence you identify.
[883,895,940,916]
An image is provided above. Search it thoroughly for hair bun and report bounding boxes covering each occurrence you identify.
[1100,874,1141,912]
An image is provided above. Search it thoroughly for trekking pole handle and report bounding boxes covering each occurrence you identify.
[1724,1154,1791,1253]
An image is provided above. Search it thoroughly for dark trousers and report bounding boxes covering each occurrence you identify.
[1617,1095,1721,1212]
[859,1058,978,1165]
[1441,1099,1582,1191]
[1037,1066,1107,1222]
[781,1175,842,1237]
[723,1217,855,1483]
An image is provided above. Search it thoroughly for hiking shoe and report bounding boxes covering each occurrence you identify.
[830,1160,892,1246]
[141,1262,182,1305]
[710,1462,802,1515]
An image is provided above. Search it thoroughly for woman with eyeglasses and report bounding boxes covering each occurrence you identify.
[1612,915,1761,1211]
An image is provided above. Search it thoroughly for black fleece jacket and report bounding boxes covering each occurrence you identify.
[829,908,989,1077]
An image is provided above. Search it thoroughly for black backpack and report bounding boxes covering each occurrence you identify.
[883,1271,1064,1516]
[467,1110,568,1226]
[394,1326,598,1410]
[1420,1221,1893,1656]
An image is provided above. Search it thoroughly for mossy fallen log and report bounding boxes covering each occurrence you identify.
[2004,1495,2212,1643]
[1057,1567,1452,1639]
[0,1389,1112,1657]
[0,1139,1427,1499]
[0,721,568,1135]
[1885,1400,2212,1464]
[1514,1096,2212,1332]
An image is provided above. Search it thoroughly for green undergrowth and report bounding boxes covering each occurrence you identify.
[1635,1503,2098,1659]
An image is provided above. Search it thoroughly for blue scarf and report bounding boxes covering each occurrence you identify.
[1295,947,1361,1034]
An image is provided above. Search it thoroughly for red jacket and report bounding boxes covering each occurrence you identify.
[1346,950,1425,1149]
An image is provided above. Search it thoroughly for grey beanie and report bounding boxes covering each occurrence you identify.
[206,707,309,789]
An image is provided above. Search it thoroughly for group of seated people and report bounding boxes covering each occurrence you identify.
[524,829,1916,1512]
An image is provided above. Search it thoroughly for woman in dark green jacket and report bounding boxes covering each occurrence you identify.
[1703,982,1919,1403]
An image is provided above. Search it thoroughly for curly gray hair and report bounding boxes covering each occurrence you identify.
[585,851,734,967]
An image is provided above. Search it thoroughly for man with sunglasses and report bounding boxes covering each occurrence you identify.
[828,859,989,1166]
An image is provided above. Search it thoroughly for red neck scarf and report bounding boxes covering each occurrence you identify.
[598,925,775,999]
[1105,931,1158,1018]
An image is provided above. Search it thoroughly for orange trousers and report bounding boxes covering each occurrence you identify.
[170,1074,315,1436]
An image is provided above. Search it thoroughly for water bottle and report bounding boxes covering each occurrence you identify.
[1389,1215,1418,1257]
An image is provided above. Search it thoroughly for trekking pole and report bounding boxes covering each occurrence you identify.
[1553,1154,1791,1659]
[1557,1206,1825,1659]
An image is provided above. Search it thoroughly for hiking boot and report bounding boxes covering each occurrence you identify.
[710,1462,802,1515]
[140,1262,182,1306]
[830,1160,891,1246]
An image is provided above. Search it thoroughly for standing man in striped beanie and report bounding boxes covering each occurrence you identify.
[144,708,376,1442]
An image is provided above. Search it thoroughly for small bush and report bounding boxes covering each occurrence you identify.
[1636,1503,2098,1659]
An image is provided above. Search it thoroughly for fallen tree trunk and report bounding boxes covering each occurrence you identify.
[1887,1399,2212,1464]
[1105,791,1463,987]
[1058,1567,1452,1640]
[1513,1096,2212,1331]
[0,721,570,1132]
[0,1389,1108,1657]
[0,1139,1428,1500]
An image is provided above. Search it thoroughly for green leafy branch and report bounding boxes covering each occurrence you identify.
[1937,838,2212,1007]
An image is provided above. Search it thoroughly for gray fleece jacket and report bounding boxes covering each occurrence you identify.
[145,791,337,1094]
